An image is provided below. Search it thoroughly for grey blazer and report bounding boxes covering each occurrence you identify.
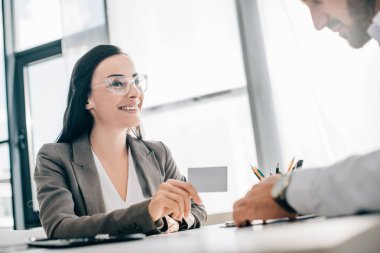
[34,133,207,238]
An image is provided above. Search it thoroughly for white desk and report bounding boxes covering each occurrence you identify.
[2,214,380,253]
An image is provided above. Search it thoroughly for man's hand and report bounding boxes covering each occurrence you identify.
[233,175,296,227]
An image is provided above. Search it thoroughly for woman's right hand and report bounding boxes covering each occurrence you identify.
[148,179,202,222]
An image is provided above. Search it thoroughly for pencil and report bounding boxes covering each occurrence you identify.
[250,165,262,180]
[287,157,295,174]
[250,165,264,180]
[257,168,265,178]
[253,167,264,180]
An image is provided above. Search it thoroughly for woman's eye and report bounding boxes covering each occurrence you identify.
[111,80,124,87]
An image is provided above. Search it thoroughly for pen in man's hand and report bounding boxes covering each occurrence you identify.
[296,160,303,170]
[275,162,280,174]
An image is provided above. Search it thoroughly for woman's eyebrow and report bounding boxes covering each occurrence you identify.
[106,74,124,78]
[106,73,138,78]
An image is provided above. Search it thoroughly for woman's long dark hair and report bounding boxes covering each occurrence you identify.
[57,45,142,143]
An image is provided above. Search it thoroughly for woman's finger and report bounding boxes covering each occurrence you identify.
[167,180,202,205]
[164,183,191,217]
[162,191,185,220]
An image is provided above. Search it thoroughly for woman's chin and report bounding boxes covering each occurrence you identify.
[123,121,140,129]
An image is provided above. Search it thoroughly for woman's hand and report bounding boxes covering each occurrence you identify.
[148,179,202,222]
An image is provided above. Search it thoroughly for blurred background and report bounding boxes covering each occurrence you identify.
[1,0,380,229]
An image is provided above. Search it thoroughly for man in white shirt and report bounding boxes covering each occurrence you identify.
[233,0,380,226]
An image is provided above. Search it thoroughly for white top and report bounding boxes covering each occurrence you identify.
[367,11,380,44]
[92,148,146,213]
[287,149,380,216]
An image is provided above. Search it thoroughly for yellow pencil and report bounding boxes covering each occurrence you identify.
[250,165,263,180]
[253,166,264,180]
[287,157,295,174]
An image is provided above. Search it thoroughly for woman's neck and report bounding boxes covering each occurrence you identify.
[89,124,129,159]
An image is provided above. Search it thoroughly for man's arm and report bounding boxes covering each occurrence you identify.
[233,150,380,225]
[287,150,380,216]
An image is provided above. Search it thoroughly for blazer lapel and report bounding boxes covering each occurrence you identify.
[127,135,162,197]
[72,133,105,215]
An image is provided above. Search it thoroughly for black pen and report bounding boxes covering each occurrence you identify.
[296,160,303,170]
[275,162,280,174]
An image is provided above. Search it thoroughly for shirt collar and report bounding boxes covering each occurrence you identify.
[367,11,380,45]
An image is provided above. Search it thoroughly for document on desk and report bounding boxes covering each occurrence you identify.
[222,214,318,228]
[188,166,227,192]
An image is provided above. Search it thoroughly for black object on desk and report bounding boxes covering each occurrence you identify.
[25,233,145,248]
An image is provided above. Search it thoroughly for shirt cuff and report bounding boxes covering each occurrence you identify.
[154,217,167,232]
[180,213,195,230]
[286,169,321,215]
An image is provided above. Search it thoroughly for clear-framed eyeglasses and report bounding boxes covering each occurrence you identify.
[91,74,148,95]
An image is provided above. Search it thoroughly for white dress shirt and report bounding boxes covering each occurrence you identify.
[367,11,380,44]
[92,148,146,213]
[287,149,380,217]
[285,11,380,217]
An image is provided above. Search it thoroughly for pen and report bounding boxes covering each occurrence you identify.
[296,160,303,170]
[275,162,280,174]
[287,157,295,174]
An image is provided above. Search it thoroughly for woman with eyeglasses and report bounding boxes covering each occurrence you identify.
[34,45,207,238]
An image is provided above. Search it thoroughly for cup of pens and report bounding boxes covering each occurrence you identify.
[250,157,303,181]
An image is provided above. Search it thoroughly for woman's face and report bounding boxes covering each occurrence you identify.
[86,54,144,129]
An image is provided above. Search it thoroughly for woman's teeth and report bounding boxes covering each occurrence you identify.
[119,105,138,111]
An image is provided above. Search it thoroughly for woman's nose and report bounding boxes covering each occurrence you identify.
[126,83,141,98]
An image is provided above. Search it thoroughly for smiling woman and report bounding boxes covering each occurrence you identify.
[33,45,207,238]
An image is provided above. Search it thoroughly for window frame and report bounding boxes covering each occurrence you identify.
[5,39,61,229]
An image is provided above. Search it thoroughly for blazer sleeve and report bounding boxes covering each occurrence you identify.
[34,144,164,238]
[158,141,208,229]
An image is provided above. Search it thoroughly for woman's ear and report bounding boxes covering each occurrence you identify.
[85,98,94,110]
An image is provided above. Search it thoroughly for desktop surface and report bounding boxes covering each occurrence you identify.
[2,213,380,253]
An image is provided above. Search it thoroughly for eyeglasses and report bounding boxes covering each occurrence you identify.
[91,74,148,95]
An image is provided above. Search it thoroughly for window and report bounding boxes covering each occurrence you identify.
[257,0,380,168]
[14,0,62,51]
[0,144,12,228]
[25,55,68,210]
[0,0,12,228]
[5,0,108,229]
[0,78,7,141]
[108,0,258,214]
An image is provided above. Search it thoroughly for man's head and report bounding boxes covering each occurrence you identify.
[302,0,378,48]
